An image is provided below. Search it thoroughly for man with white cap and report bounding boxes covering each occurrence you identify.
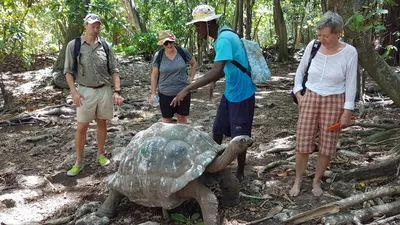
[64,13,123,176]
[171,4,256,181]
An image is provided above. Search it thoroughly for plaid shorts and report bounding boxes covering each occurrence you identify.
[296,90,345,156]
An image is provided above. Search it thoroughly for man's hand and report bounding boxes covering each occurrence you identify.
[171,89,189,107]
[72,91,86,107]
[112,93,123,106]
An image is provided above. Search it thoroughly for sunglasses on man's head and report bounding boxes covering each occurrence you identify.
[85,14,101,21]
[163,40,174,46]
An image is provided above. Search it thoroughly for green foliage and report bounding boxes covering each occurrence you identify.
[114,32,158,56]
[170,213,204,225]
[345,1,391,33]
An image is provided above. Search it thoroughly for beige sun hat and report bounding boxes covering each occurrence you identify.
[186,4,222,25]
[157,30,176,46]
[84,13,102,24]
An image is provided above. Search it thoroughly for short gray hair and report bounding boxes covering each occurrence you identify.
[317,11,344,33]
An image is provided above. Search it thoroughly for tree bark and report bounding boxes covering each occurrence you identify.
[322,201,400,224]
[53,0,90,71]
[245,0,254,40]
[232,0,239,31]
[273,0,288,61]
[334,153,400,182]
[284,185,400,224]
[121,0,147,32]
[327,0,400,105]
[238,0,244,36]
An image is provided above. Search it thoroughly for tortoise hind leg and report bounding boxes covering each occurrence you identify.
[96,189,124,218]
[176,179,219,225]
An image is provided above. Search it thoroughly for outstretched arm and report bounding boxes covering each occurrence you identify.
[170,61,226,106]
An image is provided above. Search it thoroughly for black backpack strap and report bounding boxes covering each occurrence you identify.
[175,46,188,63]
[156,48,165,67]
[73,37,82,73]
[219,29,251,77]
[302,40,321,91]
[99,37,110,74]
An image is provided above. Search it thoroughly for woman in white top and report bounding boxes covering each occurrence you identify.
[289,11,358,197]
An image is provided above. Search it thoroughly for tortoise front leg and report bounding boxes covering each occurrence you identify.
[176,179,219,225]
[96,189,124,218]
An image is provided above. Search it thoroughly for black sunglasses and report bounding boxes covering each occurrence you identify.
[163,40,174,46]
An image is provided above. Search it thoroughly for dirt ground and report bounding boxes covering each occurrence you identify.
[0,58,400,225]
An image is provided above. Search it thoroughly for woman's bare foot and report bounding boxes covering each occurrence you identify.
[289,182,301,197]
[312,182,323,196]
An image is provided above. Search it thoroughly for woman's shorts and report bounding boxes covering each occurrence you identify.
[159,92,191,118]
[296,90,344,157]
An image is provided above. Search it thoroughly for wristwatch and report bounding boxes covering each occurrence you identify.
[113,89,121,95]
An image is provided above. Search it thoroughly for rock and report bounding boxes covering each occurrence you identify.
[137,222,160,225]
[75,212,109,225]
[75,202,101,219]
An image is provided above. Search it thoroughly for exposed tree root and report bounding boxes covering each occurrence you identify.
[283,185,400,224]
[322,200,400,225]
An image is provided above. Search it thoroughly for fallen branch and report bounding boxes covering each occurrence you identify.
[245,206,283,225]
[366,214,400,225]
[335,153,400,182]
[264,146,295,154]
[355,122,400,129]
[239,192,273,200]
[43,215,74,225]
[254,160,288,178]
[322,200,400,224]
[283,185,400,224]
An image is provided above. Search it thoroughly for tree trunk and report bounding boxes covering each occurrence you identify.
[121,0,147,32]
[382,0,400,66]
[232,0,239,31]
[53,24,82,71]
[296,0,309,49]
[245,0,254,40]
[273,0,288,61]
[52,0,89,88]
[327,0,400,105]
[238,0,244,36]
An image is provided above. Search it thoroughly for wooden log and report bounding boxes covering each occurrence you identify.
[322,200,400,225]
[335,154,400,182]
[361,129,400,143]
[330,181,362,198]
[366,214,400,225]
[283,185,400,224]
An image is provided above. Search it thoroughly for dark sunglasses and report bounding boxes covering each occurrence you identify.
[163,40,174,46]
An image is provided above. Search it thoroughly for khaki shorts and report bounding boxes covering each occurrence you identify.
[76,85,113,122]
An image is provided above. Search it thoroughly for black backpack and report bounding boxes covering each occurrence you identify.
[290,40,321,104]
[155,45,188,68]
[73,36,110,74]
[155,45,189,83]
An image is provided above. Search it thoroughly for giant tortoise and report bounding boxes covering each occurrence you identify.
[96,122,253,224]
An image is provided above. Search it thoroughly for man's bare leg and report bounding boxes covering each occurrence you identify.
[289,152,309,197]
[312,153,331,196]
[75,122,89,165]
[96,119,107,157]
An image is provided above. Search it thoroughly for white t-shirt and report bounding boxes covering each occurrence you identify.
[293,40,358,110]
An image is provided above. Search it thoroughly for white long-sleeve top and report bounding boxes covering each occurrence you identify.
[293,40,358,110]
